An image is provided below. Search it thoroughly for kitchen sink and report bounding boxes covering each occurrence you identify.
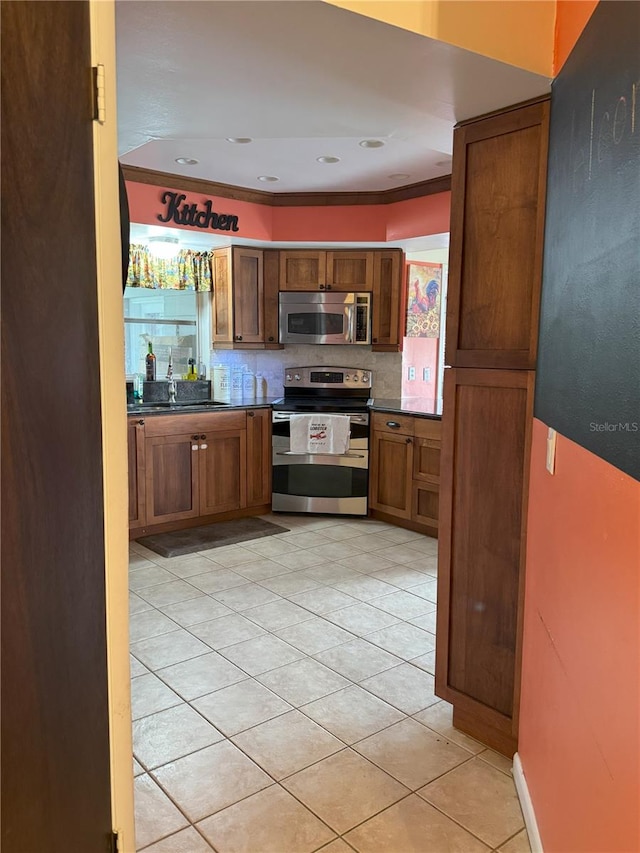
[128,400,230,412]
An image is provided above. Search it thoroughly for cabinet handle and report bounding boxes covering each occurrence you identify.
[386,421,401,429]
[247,411,254,417]
[406,437,413,444]
[268,336,274,342]
[200,443,208,450]
[200,434,207,440]
[372,337,378,343]
[137,419,145,426]
[235,335,243,341]
[326,284,332,290]
[192,435,199,440]
[319,284,325,290]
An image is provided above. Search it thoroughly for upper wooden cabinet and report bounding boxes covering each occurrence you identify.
[446,100,550,370]
[372,249,404,351]
[212,247,280,349]
[279,250,374,292]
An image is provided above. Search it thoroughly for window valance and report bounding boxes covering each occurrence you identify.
[126,244,213,291]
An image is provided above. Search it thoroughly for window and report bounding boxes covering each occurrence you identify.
[124,287,210,380]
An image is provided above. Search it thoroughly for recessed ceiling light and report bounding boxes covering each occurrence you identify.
[359,139,385,148]
[316,156,340,164]
[226,137,252,144]
[174,157,198,166]
[389,173,410,180]
[257,175,279,182]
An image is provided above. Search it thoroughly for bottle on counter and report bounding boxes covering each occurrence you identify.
[197,356,207,380]
[242,364,256,398]
[145,341,156,381]
[186,358,198,380]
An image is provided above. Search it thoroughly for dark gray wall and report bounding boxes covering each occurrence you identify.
[535,0,640,481]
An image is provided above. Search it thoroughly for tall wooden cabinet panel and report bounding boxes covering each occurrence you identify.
[437,368,534,755]
[232,248,263,343]
[212,248,233,345]
[446,100,550,370]
[246,409,272,507]
[372,249,403,352]
[437,99,549,757]
[263,250,282,347]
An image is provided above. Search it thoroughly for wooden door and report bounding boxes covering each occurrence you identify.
[145,434,200,524]
[326,251,374,291]
[446,100,550,370]
[372,249,403,351]
[1,2,113,848]
[412,481,440,531]
[370,430,413,519]
[212,248,233,344]
[128,418,146,528]
[263,250,282,348]
[199,429,247,515]
[232,248,264,344]
[246,409,271,507]
[436,367,535,756]
[279,250,326,290]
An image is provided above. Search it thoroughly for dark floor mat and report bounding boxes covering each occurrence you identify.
[136,517,289,558]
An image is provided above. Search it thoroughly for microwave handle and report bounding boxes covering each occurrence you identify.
[347,304,354,343]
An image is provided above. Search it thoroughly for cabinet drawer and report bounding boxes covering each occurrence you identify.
[414,418,442,441]
[143,410,247,437]
[371,412,415,436]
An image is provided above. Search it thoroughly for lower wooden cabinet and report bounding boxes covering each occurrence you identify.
[128,408,271,535]
[435,367,535,756]
[369,411,441,536]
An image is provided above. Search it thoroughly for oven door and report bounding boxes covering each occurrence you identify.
[272,433,369,515]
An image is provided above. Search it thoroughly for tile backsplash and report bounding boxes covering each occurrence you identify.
[208,345,402,397]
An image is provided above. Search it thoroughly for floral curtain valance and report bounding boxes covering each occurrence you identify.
[127,244,213,291]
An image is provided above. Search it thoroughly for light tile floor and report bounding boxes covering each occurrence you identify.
[130,514,530,853]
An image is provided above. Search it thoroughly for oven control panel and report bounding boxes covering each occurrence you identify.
[283,366,372,390]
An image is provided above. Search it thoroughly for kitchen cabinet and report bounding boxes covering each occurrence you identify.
[436,368,534,756]
[436,99,549,757]
[128,408,271,535]
[369,412,441,536]
[371,249,404,352]
[446,99,550,370]
[279,250,374,292]
[128,417,146,528]
[212,247,280,349]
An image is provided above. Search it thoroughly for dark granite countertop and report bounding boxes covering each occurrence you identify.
[369,398,442,419]
[126,397,278,416]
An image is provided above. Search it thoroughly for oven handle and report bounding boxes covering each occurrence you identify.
[275,451,366,459]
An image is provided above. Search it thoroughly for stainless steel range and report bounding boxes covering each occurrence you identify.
[271,366,372,516]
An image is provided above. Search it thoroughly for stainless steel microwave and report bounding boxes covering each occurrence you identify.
[279,291,371,345]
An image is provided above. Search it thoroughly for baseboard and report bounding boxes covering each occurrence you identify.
[513,753,543,853]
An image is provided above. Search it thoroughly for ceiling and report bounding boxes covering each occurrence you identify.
[116,1,550,196]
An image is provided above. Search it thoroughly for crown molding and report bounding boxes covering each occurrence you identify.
[121,165,451,207]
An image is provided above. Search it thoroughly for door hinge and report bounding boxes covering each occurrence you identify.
[109,830,119,853]
[93,64,106,124]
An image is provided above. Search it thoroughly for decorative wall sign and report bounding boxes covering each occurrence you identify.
[157,191,240,232]
[405,261,442,338]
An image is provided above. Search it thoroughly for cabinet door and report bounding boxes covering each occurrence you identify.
[372,249,403,351]
[263,250,282,348]
[232,248,264,344]
[436,367,535,756]
[326,251,374,291]
[279,250,326,290]
[412,437,441,486]
[369,430,413,519]
[128,418,146,528]
[246,409,271,507]
[145,433,199,525]
[412,481,439,531]
[446,100,549,369]
[199,428,247,515]
[212,248,233,344]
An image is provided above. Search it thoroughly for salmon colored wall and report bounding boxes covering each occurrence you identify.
[520,420,639,852]
[327,0,556,75]
[125,181,451,244]
[553,0,598,73]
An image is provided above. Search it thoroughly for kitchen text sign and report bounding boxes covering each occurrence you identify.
[157,191,240,232]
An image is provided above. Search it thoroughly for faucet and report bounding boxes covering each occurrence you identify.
[166,355,177,403]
